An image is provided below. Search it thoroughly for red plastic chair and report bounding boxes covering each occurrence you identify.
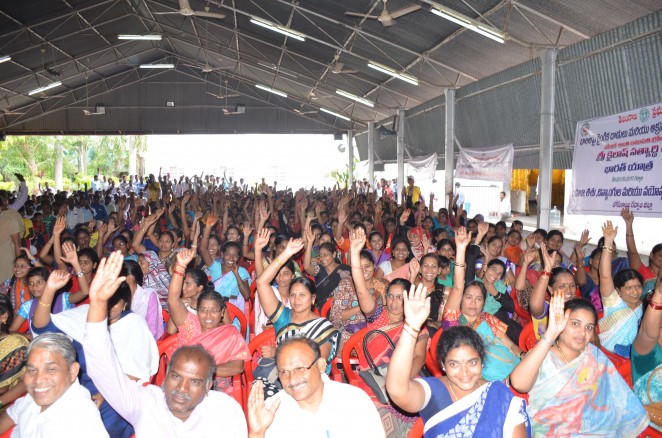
[600,346,633,388]
[17,319,29,334]
[639,426,662,438]
[226,302,248,339]
[244,327,277,386]
[408,417,424,438]
[0,427,13,438]
[424,328,444,377]
[518,322,538,352]
[320,298,333,319]
[340,327,378,400]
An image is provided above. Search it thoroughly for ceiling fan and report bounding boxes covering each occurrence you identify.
[294,104,318,115]
[155,0,225,19]
[207,78,240,100]
[331,54,358,74]
[345,0,421,27]
[82,73,105,116]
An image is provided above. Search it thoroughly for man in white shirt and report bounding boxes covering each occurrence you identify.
[82,252,247,437]
[248,337,385,438]
[0,333,108,437]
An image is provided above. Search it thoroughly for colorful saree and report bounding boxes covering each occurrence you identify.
[176,312,250,395]
[529,343,649,436]
[418,378,530,437]
[599,289,642,357]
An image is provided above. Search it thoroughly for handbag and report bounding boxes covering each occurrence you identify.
[643,366,662,429]
[358,329,395,405]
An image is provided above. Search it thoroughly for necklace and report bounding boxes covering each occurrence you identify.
[446,377,481,402]
[556,340,570,364]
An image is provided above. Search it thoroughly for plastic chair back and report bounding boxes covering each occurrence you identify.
[600,346,633,388]
[340,327,372,386]
[518,322,537,352]
[320,298,333,319]
[152,334,179,386]
[0,427,14,438]
[245,327,277,385]
[407,417,424,438]
[424,327,444,377]
[226,302,248,338]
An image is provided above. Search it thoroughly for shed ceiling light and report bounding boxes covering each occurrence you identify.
[118,35,162,41]
[430,5,506,43]
[367,62,418,86]
[250,16,306,42]
[336,89,374,107]
[320,107,351,121]
[255,84,288,98]
[28,81,62,96]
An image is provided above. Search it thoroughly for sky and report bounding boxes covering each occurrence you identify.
[144,134,353,189]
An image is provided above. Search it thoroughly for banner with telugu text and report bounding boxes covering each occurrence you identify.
[455,144,514,184]
[567,103,662,217]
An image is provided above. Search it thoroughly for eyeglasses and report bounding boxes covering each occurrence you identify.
[277,354,320,379]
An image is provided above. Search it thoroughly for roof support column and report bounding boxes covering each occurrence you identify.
[347,130,354,188]
[444,88,456,207]
[537,48,557,229]
[397,109,405,204]
[368,121,375,190]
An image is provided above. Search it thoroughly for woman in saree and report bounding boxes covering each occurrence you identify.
[405,226,432,261]
[350,228,429,438]
[167,248,250,396]
[442,227,523,382]
[303,228,353,312]
[376,238,413,282]
[131,211,172,310]
[199,214,251,312]
[368,231,391,270]
[332,247,387,347]
[386,285,530,438]
[0,295,29,410]
[631,268,662,431]
[510,292,648,436]
[598,221,645,357]
[253,229,293,336]
[256,237,339,364]
[121,260,164,340]
[622,207,661,295]
[32,267,159,438]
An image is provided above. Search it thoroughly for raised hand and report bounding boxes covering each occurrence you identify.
[399,209,411,225]
[349,228,366,254]
[409,257,420,277]
[284,238,305,257]
[620,207,634,226]
[601,220,618,241]
[546,290,569,339]
[53,216,66,236]
[177,248,196,266]
[303,225,315,245]
[477,222,489,238]
[20,247,37,261]
[46,269,72,291]
[523,247,538,266]
[577,229,590,247]
[455,227,471,247]
[337,207,348,225]
[525,233,536,249]
[539,242,555,270]
[247,380,281,435]
[422,234,430,252]
[205,212,219,227]
[253,228,271,252]
[403,282,430,330]
[60,242,79,265]
[88,251,126,302]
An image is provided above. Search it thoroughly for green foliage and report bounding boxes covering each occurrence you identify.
[327,156,360,187]
[0,135,145,192]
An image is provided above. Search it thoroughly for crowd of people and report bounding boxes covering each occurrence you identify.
[0,168,659,437]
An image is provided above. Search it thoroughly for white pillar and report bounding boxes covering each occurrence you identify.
[368,121,375,190]
[347,130,354,188]
[397,109,405,202]
[54,140,63,191]
[128,135,137,176]
[444,88,456,207]
[537,48,557,229]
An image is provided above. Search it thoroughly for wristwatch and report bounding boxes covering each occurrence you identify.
[76,271,84,278]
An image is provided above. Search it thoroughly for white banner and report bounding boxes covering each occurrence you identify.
[567,103,662,217]
[407,153,437,180]
[455,144,514,184]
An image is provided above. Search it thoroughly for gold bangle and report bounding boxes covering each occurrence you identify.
[38,300,51,307]
[191,245,198,248]
[402,326,418,340]
[454,262,466,268]
[404,321,421,333]
[275,258,282,266]
[603,247,614,253]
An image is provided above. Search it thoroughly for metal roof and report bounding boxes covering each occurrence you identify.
[0,0,660,136]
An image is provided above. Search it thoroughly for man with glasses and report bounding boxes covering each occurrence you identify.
[248,336,384,438]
